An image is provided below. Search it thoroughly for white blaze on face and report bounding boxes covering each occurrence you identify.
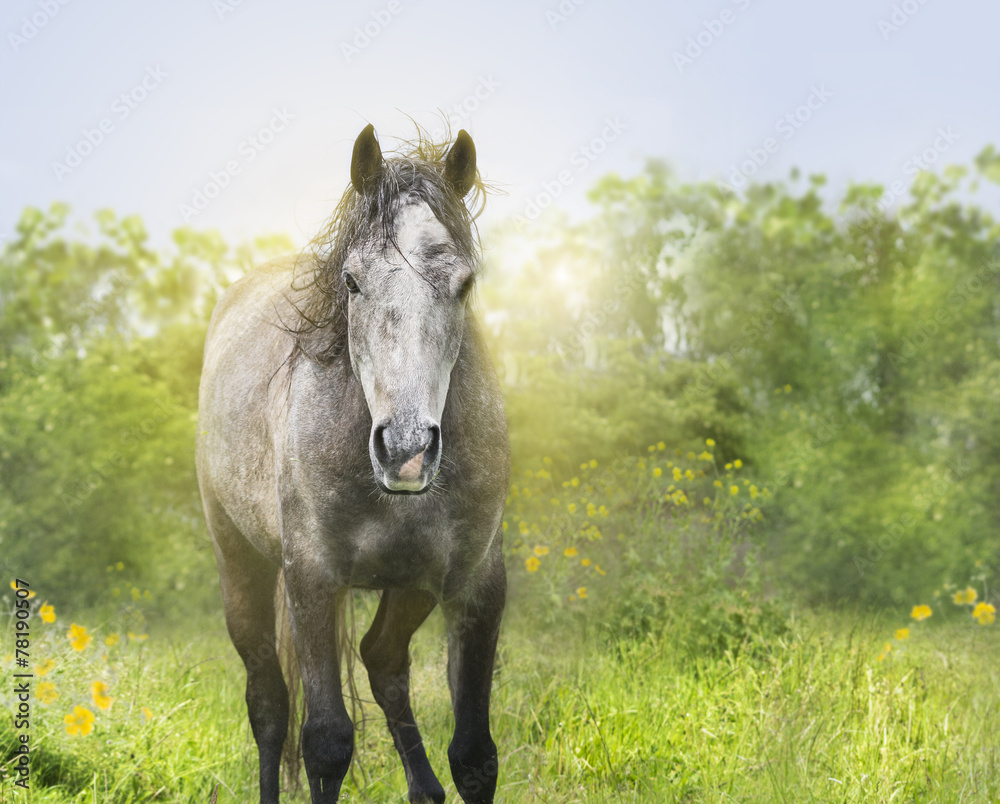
[345,198,472,490]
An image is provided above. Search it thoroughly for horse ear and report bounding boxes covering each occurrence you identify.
[444,130,477,197]
[351,124,383,192]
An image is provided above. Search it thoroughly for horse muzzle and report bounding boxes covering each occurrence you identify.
[369,418,441,494]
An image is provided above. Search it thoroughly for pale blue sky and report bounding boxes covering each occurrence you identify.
[2,0,998,248]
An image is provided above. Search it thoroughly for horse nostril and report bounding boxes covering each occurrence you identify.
[426,424,441,462]
[371,422,391,467]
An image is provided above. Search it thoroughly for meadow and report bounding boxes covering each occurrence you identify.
[2,150,1000,800]
[2,443,998,802]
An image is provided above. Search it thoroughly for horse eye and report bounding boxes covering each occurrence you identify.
[343,272,360,294]
[458,274,475,299]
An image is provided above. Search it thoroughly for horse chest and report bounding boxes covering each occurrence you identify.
[338,511,456,591]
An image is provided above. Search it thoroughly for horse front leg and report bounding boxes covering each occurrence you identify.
[284,566,354,803]
[442,545,506,804]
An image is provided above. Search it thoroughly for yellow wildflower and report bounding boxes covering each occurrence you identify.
[725,462,733,470]
[67,623,92,652]
[525,556,540,573]
[698,451,712,461]
[533,545,550,557]
[589,459,598,467]
[35,658,56,676]
[972,602,996,625]
[64,705,96,736]
[564,547,579,557]
[953,587,978,605]
[595,564,606,576]
[784,384,792,393]
[577,587,588,599]
[685,469,694,481]
[105,633,120,647]
[91,681,113,711]
[127,632,148,641]
[37,681,58,704]
[653,467,662,478]
[673,467,683,482]
[39,602,56,623]
[142,707,153,722]
[730,485,739,495]
[657,442,665,451]
[571,477,580,487]
[567,503,577,514]
[581,558,592,567]
[895,628,909,640]
[877,642,892,661]
[910,604,932,622]
[713,479,723,488]
[733,459,743,468]
[749,485,759,499]
[705,438,716,447]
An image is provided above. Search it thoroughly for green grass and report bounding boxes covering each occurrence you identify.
[2,602,999,803]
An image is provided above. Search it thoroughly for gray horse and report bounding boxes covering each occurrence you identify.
[196,125,509,803]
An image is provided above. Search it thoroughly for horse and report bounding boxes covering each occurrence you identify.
[195,124,509,803]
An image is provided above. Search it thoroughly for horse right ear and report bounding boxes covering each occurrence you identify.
[351,124,383,193]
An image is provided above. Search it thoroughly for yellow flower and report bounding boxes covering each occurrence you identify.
[127,631,149,641]
[35,658,56,676]
[64,705,96,736]
[581,558,592,567]
[589,459,598,468]
[594,564,606,576]
[713,479,723,488]
[570,477,580,487]
[784,384,792,393]
[877,641,892,661]
[656,442,665,452]
[116,561,124,571]
[749,485,759,499]
[673,467,682,482]
[142,706,153,722]
[67,623,92,652]
[564,547,579,557]
[705,438,716,447]
[733,459,743,469]
[105,633,120,647]
[37,681,58,704]
[729,485,739,495]
[910,604,932,622]
[953,587,978,605]
[9,581,36,599]
[567,503,577,514]
[653,467,662,478]
[91,681,113,711]
[684,469,694,481]
[533,545,550,557]
[39,602,56,623]
[525,556,540,573]
[698,451,713,461]
[543,456,552,465]
[502,521,508,532]
[577,587,588,600]
[972,602,996,625]
[895,628,910,640]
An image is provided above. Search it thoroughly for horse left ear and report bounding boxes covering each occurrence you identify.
[351,123,383,193]
[444,130,477,198]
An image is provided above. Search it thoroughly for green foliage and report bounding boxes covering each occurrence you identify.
[0,205,293,611]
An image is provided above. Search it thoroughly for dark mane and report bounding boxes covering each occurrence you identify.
[286,127,487,365]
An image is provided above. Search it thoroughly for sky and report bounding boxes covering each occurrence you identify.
[2,0,998,250]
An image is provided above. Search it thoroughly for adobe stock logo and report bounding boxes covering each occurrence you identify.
[7,0,72,54]
[51,66,169,182]
[177,108,294,222]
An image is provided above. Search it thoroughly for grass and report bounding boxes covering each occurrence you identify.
[2,600,999,803]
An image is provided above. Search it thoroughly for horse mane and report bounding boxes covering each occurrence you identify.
[285,123,488,365]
